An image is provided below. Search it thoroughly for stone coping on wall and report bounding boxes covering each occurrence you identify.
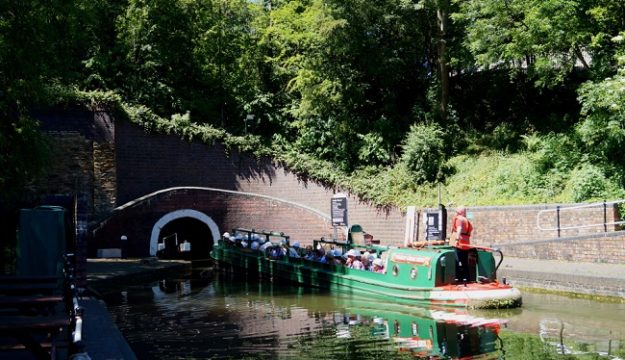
[424,201,620,211]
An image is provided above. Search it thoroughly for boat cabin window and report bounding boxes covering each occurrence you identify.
[392,264,399,277]
[410,267,417,280]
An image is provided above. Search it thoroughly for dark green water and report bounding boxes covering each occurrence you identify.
[101,271,625,359]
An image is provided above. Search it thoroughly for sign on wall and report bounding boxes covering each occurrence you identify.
[331,193,348,227]
[424,204,447,241]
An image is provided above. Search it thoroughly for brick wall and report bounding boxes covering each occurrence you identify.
[91,188,334,257]
[451,205,620,248]
[28,109,625,263]
[115,120,407,246]
[494,232,625,264]
[31,108,117,220]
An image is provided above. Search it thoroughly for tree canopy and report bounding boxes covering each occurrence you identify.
[2,0,625,205]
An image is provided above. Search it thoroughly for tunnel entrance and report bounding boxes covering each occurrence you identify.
[156,217,213,260]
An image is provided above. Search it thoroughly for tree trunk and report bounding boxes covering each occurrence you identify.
[437,1,449,122]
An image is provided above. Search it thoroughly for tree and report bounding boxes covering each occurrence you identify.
[0,0,98,198]
[577,33,625,167]
[453,0,597,87]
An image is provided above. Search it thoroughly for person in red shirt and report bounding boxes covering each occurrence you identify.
[450,206,473,282]
[451,206,473,249]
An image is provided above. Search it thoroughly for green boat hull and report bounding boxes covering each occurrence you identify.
[211,242,522,309]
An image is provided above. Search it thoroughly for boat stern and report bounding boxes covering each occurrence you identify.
[432,282,523,309]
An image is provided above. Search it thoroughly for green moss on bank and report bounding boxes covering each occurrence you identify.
[519,287,625,304]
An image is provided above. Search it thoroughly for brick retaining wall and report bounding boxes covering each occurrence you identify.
[25,109,625,262]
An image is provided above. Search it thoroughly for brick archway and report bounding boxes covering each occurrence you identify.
[149,209,220,256]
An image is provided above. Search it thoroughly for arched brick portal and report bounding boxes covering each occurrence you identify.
[90,187,334,258]
[149,209,220,256]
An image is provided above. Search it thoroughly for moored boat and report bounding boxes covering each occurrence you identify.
[210,228,522,309]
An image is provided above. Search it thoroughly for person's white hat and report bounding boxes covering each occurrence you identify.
[292,241,301,248]
[373,258,384,267]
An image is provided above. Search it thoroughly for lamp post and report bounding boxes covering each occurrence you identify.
[120,235,128,259]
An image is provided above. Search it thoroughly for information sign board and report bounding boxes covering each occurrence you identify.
[331,194,348,226]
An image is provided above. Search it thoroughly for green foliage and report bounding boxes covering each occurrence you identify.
[0,113,49,200]
[490,122,521,152]
[4,0,625,210]
[357,132,391,166]
[454,0,595,87]
[565,163,610,202]
[400,123,449,184]
[577,72,625,166]
[525,132,581,174]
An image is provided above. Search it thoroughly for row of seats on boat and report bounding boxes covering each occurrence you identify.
[223,234,386,273]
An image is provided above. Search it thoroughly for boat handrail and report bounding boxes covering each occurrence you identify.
[494,248,504,273]
[459,244,504,274]
[313,238,390,252]
[230,228,290,243]
[314,237,349,246]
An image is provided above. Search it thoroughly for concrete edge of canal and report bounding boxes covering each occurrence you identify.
[82,258,192,360]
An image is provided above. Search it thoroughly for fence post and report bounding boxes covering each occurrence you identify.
[604,200,607,232]
[556,205,561,238]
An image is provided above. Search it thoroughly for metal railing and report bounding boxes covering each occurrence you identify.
[536,200,625,237]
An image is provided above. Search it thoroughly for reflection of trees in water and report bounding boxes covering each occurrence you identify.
[103,273,508,359]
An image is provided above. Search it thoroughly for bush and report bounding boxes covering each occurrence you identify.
[357,132,391,166]
[565,164,609,202]
[526,132,581,174]
[490,122,520,152]
[399,123,448,184]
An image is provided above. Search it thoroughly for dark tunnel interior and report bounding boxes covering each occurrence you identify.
[157,217,213,260]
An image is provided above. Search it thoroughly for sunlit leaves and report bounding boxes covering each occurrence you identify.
[454,0,594,86]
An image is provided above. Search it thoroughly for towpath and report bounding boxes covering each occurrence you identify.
[499,256,625,298]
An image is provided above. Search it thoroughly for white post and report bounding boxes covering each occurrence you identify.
[404,206,416,247]
[120,235,128,258]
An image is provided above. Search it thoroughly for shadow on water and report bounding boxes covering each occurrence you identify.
[101,271,508,359]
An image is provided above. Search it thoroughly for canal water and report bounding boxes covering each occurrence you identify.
[101,270,625,359]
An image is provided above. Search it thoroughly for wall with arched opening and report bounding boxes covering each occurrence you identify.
[149,209,220,258]
[90,187,334,258]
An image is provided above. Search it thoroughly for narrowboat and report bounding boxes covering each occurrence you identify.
[210,228,522,309]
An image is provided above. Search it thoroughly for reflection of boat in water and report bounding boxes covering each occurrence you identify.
[211,228,522,309]
[106,271,506,359]
[311,294,505,359]
[219,274,507,359]
[350,309,504,359]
